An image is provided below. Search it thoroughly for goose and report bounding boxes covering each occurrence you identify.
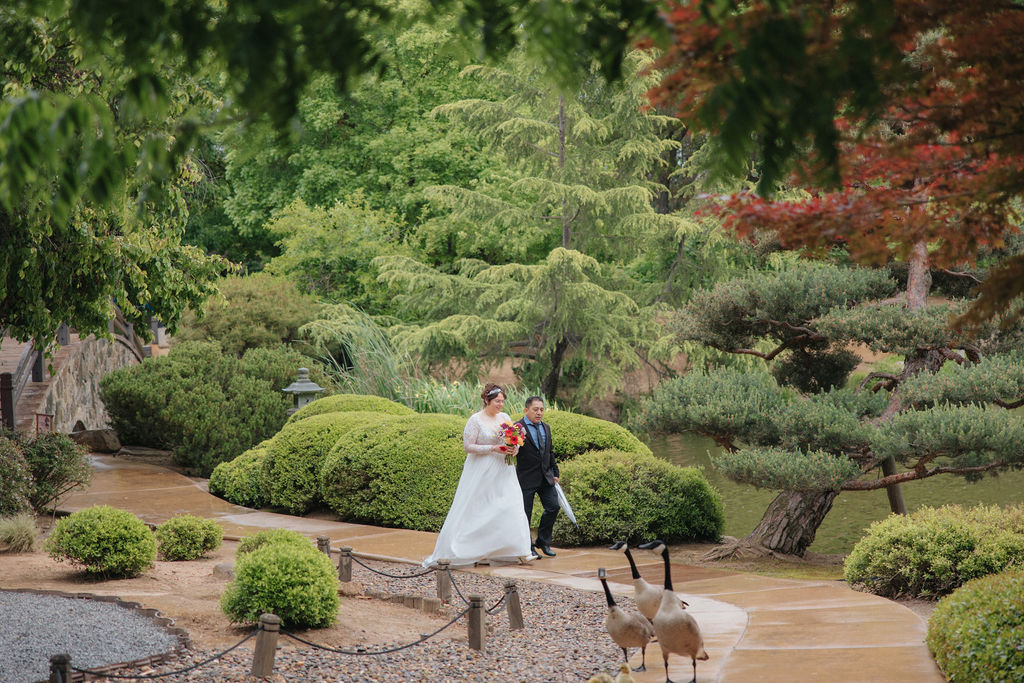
[598,567,656,672]
[637,540,708,683]
[609,540,663,622]
[614,662,637,683]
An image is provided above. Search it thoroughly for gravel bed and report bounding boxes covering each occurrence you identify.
[0,591,182,683]
[93,559,629,682]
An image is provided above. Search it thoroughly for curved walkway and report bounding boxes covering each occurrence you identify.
[55,454,943,682]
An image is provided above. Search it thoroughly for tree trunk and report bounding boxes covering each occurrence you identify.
[704,489,839,559]
[541,336,568,399]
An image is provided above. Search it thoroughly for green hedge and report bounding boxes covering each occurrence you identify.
[927,568,1024,681]
[220,542,339,628]
[261,412,396,514]
[100,341,332,476]
[209,441,271,509]
[547,449,724,547]
[44,505,156,577]
[237,528,317,556]
[155,514,223,561]
[540,410,652,460]
[844,504,1024,598]
[287,394,414,423]
[319,414,466,531]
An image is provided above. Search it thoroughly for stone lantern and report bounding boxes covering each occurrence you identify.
[282,367,325,415]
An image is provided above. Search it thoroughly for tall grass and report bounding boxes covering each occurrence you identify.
[299,304,558,417]
[0,513,39,552]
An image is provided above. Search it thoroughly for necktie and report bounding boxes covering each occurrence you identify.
[535,422,544,449]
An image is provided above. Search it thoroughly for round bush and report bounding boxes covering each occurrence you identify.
[45,505,156,577]
[844,504,1024,599]
[11,431,91,512]
[927,568,1024,681]
[548,449,724,547]
[262,412,400,514]
[0,437,33,516]
[155,514,223,561]
[236,528,318,557]
[220,542,340,628]
[209,441,272,509]
[287,394,414,423]
[539,410,652,461]
[319,414,466,531]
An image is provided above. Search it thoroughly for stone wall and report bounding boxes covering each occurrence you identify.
[38,336,140,432]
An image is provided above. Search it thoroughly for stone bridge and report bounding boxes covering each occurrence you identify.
[0,325,166,434]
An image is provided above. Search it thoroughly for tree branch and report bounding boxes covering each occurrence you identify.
[858,371,899,392]
[841,461,1009,490]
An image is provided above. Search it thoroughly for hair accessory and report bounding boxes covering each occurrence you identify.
[486,387,502,397]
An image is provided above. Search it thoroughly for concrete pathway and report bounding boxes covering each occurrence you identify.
[58,454,945,683]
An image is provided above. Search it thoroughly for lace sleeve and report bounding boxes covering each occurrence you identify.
[463,414,494,455]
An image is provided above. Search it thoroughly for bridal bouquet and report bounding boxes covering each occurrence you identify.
[498,422,525,466]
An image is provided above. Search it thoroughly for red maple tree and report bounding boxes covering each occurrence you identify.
[648,0,1024,323]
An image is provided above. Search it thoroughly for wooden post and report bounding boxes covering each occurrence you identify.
[56,323,70,346]
[31,346,43,382]
[0,373,13,431]
[422,597,442,613]
[251,613,281,677]
[504,579,524,630]
[436,560,451,603]
[317,536,331,558]
[338,546,352,582]
[49,654,72,683]
[467,594,484,651]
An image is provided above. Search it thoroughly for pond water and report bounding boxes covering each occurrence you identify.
[648,433,1024,555]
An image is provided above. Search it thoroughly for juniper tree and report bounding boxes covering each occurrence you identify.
[633,259,1024,558]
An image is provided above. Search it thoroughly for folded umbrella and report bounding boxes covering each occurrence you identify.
[553,482,578,527]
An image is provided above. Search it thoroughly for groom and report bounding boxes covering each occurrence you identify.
[515,396,559,558]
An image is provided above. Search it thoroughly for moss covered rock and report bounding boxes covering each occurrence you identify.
[547,449,723,547]
[319,414,466,531]
[287,394,414,423]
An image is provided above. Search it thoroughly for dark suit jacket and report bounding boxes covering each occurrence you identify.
[514,419,558,490]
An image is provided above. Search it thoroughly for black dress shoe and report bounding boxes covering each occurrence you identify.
[536,544,556,557]
[530,545,543,559]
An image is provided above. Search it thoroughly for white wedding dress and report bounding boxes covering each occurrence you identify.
[423,410,533,567]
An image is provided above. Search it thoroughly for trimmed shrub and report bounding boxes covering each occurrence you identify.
[0,437,33,516]
[927,568,1024,681]
[548,449,724,547]
[209,441,272,509]
[287,393,414,423]
[540,410,652,461]
[100,341,332,476]
[155,514,223,561]
[319,414,466,531]
[220,542,340,628]
[176,273,324,356]
[262,412,390,514]
[15,431,92,512]
[236,529,317,557]
[45,505,156,577]
[0,513,40,552]
[844,504,1024,599]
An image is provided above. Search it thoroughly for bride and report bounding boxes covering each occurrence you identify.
[423,383,536,567]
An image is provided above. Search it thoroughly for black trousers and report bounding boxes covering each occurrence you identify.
[522,481,560,548]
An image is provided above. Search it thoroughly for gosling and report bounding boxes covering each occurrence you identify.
[598,567,656,672]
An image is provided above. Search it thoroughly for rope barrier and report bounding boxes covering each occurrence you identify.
[280,606,470,655]
[446,567,470,605]
[71,629,259,679]
[350,554,437,578]
[485,590,509,614]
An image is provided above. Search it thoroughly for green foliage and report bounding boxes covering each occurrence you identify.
[155,515,223,561]
[715,448,862,491]
[927,568,1024,682]
[771,347,860,394]
[14,431,92,512]
[540,410,651,460]
[900,350,1024,408]
[100,341,330,476]
[237,529,317,557]
[870,405,1024,478]
[288,394,414,423]
[844,504,1024,599]
[814,302,974,355]
[0,513,40,553]
[220,542,339,628]
[775,393,875,455]
[319,414,466,530]
[549,450,724,547]
[262,413,384,514]
[0,437,33,516]
[176,274,324,356]
[208,442,271,509]
[45,505,157,578]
